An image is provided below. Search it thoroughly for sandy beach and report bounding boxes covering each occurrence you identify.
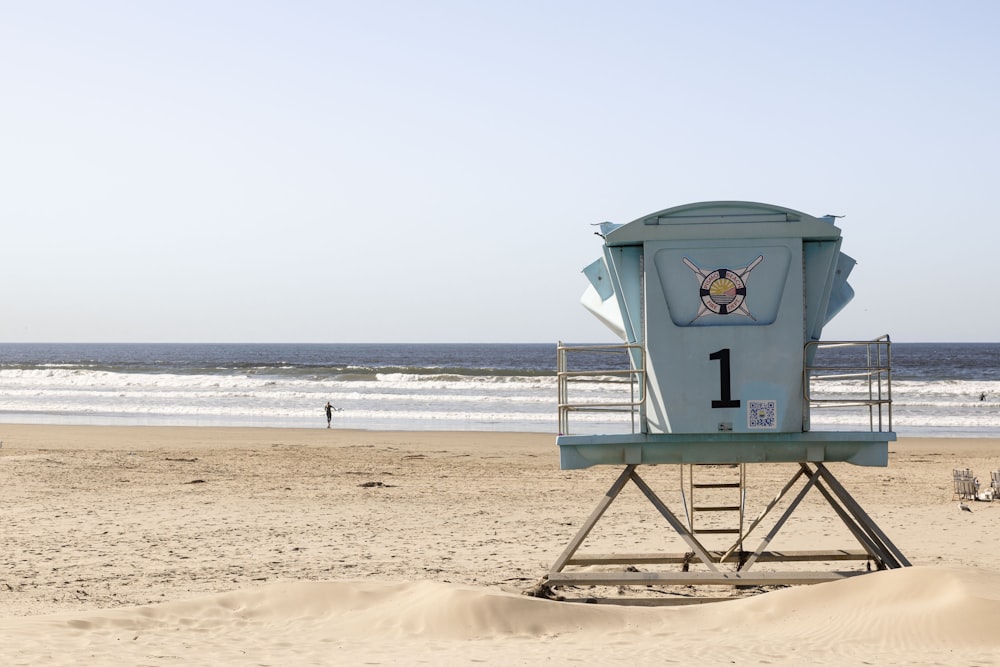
[1,424,999,665]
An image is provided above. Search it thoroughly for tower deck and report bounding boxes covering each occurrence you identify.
[557,430,894,470]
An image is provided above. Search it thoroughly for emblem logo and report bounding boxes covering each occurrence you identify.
[683,255,764,322]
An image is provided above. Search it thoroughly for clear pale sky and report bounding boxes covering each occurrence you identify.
[2,1,997,343]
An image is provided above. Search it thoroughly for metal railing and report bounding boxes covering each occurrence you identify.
[803,335,892,432]
[557,342,645,436]
[558,336,892,436]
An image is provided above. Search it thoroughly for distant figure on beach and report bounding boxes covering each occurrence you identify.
[325,401,335,428]
[980,392,987,402]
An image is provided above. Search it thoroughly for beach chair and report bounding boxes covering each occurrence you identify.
[953,469,977,501]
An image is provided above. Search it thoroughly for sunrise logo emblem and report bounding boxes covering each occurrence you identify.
[682,255,764,322]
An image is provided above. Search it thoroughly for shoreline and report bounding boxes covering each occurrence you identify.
[0,423,556,453]
[2,420,999,450]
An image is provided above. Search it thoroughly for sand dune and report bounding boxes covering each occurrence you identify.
[2,568,999,665]
[1,425,999,665]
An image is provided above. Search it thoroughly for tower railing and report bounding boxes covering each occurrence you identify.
[557,342,645,436]
[803,335,892,432]
[558,336,892,436]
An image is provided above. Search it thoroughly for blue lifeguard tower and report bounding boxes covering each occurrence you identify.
[546,201,908,597]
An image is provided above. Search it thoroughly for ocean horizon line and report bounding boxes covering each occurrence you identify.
[2,339,998,347]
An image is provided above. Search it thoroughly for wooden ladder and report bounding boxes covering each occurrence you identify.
[684,463,746,560]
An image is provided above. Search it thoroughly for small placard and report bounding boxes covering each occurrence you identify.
[747,400,777,430]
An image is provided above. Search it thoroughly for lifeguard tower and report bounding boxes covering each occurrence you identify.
[546,201,908,599]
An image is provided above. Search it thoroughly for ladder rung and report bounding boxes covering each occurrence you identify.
[693,528,741,534]
[688,463,744,538]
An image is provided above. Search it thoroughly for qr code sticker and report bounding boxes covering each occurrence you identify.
[748,400,777,430]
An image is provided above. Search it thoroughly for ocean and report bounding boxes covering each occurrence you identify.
[0,342,998,437]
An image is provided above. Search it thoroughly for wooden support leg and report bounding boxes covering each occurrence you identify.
[544,462,910,598]
[812,463,910,568]
[548,465,636,575]
[722,467,806,563]
[549,465,719,577]
[630,469,718,572]
[798,464,891,567]
[741,471,819,571]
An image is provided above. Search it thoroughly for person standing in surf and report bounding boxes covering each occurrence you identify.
[324,401,336,428]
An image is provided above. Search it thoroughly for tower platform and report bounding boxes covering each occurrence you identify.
[557,431,894,470]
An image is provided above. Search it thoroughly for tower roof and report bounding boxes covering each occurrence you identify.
[605,201,842,245]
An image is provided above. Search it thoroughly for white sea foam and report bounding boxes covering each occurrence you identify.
[0,366,998,436]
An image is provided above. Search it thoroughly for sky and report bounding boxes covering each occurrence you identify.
[2,1,998,344]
